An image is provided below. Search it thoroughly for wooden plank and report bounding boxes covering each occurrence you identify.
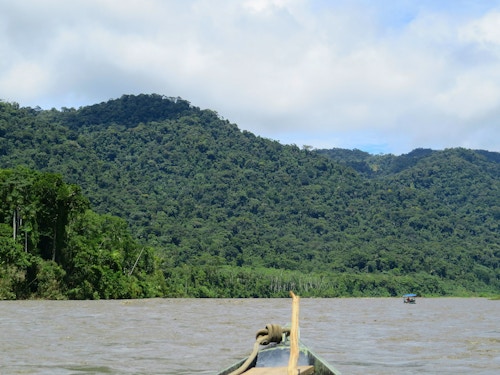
[244,365,314,374]
[288,291,300,375]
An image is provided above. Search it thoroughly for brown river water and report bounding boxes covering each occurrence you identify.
[0,298,498,374]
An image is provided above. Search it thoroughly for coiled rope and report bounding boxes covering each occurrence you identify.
[228,324,291,375]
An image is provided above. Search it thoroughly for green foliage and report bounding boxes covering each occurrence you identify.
[0,96,499,298]
[0,166,166,299]
[158,265,468,298]
[32,259,66,299]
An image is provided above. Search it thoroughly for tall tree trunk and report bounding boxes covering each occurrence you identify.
[52,223,57,262]
[13,210,16,240]
[13,207,21,241]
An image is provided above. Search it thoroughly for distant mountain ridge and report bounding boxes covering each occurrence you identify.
[316,147,500,178]
[0,94,498,296]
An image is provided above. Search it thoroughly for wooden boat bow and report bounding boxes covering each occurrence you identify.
[220,291,340,375]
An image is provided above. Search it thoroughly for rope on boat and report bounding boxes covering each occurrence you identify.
[228,324,291,375]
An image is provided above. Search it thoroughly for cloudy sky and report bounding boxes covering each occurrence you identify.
[1,0,500,154]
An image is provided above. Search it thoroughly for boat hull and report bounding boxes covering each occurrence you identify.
[217,342,340,375]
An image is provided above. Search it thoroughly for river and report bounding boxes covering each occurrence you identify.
[0,298,498,374]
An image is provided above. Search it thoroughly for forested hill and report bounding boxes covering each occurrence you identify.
[316,147,500,178]
[0,94,499,298]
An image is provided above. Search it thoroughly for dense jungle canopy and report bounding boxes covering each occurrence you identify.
[0,94,498,299]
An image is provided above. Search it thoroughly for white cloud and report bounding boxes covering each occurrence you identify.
[0,0,499,154]
[243,0,295,15]
[460,11,500,47]
[0,62,50,97]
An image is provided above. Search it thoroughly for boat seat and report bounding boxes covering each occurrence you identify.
[244,365,315,374]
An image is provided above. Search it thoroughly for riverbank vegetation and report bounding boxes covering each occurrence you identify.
[0,168,166,299]
[0,95,498,298]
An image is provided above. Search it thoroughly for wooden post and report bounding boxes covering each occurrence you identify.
[287,291,299,375]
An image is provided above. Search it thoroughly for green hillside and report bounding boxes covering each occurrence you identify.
[0,95,498,298]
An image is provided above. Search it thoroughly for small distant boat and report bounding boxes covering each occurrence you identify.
[217,292,341,375]
[403,293,417,304]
